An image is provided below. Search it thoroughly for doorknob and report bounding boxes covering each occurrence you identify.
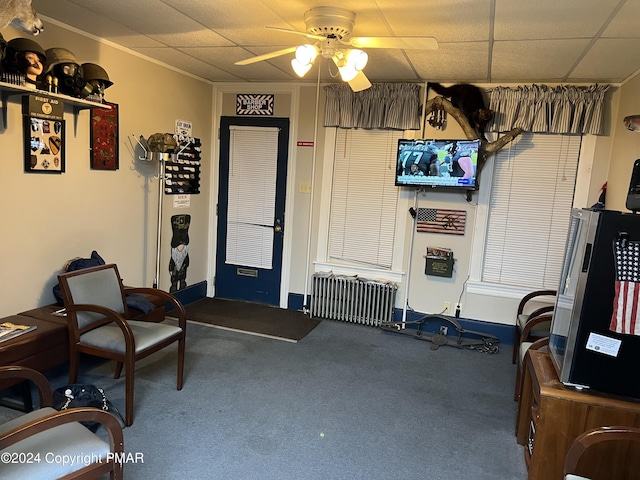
[274,225,282,232]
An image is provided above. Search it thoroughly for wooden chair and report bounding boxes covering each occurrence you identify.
[0,365,124,480]
[564,426,640,480]
[512,289,556,364]
[57,263,187,426]
[514,327,549,402]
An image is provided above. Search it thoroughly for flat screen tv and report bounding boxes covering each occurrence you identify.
[395,138,481,190]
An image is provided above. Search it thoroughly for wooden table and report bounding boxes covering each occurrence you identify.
[517,350,640,479]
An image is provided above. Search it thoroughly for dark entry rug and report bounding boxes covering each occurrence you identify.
[184,298,321,343]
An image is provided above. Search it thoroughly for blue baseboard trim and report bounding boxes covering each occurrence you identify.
[171,281,207,307]
[287,293,307,311]
[393,308,515,345]
[287,293,514,346]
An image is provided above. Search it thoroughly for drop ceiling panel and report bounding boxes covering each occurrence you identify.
[410,42,490,82]
[377,0,492,42]
[132,47,242,81]
[569,38,640,82]
[602,1,640,38]
[494,0,623,40]
[33,1,165,48]
[26,0,640,85]
[491,39,591,82]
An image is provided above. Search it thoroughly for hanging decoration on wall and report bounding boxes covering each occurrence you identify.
[90,101,118,170]
[169,214,191,292]
[416,208,466,235]
[236,94,274,115]
[22,94,64,173]
[624,115,640,132]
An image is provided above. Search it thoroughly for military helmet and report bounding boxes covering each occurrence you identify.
[6,37,46,63]
[43,47,79,74]
[81,62,113,88]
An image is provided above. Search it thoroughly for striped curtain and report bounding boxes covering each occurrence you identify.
[324,83,421,130]
[488,84,610,135]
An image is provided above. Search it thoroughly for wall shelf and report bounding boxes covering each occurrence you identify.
[0,81,110,134]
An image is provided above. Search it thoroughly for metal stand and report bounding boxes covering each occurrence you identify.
[152,153,166,288]
[133,134,180,289]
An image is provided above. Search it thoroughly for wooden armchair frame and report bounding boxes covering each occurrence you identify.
[564,426,640,479]
[0,365,124,480]
[58,263,187,426]
[514,325,550,402]
[512,289,556,363]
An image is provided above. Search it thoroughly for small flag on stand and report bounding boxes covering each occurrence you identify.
[416,208,466,235]
[611,236,640,336]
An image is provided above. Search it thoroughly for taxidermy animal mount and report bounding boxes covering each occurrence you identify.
[0,0,43,34]
[428,82,493,141]
[425,84,522,155]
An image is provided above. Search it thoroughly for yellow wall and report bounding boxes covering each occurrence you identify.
[0,23,213,317]
[608,76,640,211]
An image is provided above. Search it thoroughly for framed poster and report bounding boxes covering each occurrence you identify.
[24,116,65,173]
[90,101,119,170]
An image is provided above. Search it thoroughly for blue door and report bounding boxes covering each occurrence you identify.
[215,116,289,306]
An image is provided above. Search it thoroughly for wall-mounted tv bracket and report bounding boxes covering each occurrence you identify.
[380,314,499,353]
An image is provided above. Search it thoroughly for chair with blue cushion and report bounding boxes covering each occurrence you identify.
[57,263,186,426]
[0,365,124,480]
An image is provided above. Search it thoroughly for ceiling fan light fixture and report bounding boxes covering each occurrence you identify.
[347,49,368,71]
[294,44,318,66]
[338,65,357,82]
[291,58,312,77]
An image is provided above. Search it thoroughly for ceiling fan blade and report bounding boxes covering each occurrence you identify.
[234,47,297,66]
[349,36,438,50]
[348,71,372,92]
[265,26,326,41]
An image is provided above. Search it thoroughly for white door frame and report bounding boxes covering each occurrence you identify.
[207,83,301,308]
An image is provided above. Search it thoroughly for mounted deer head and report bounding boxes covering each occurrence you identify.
[0,0,43,35]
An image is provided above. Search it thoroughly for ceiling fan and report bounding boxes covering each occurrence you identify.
[234,6,438,92]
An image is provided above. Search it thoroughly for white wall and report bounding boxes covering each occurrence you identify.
[0,23,213,317]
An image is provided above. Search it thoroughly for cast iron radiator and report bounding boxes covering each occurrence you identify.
[310,273,398,326]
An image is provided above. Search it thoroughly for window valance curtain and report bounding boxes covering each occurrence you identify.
[324,83,421,130]
[488,84,610,135]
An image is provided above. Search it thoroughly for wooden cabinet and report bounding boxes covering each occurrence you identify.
[517,350,640,480]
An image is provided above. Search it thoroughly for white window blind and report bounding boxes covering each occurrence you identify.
[225,126,278,269]
[482,133,581,289]
[328,129,402,268]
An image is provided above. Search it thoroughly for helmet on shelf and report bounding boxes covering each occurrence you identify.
[1,37,46,74]
[81,63,113,88]
[80,62,113,98]
[43,47,86,97]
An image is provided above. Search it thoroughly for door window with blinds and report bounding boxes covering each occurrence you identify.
[482,132,581,289]
[225,125,278,269]
[328,128,402,269]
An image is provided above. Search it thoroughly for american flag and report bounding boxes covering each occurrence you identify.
[416,208,466,235]
[611,237,640,335]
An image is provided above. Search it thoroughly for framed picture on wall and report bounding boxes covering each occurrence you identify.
[90,101,119,170]
[23,116,65,174]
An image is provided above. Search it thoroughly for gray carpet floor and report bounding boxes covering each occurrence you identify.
[0,318,527,479]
